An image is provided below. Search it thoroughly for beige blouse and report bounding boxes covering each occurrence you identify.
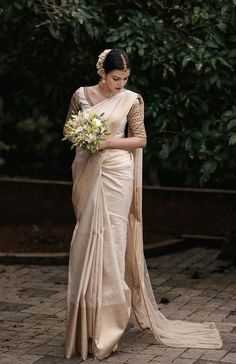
[65,88,147,139]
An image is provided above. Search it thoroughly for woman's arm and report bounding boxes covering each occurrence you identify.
[99,94,147,151]
[63,90,80,136]
[99,136,146,151]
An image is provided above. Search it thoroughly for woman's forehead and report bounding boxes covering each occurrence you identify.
[109,69,130,77]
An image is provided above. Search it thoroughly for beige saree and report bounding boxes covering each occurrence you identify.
[64,89,222,361]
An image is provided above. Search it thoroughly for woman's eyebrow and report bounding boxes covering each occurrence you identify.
[112,76,129,79]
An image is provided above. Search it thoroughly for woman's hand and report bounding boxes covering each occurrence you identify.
[99,139,110,151]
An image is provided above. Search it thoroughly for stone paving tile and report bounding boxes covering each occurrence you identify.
[0,247,236,364]
[181,348,206,360]
[125,354,156,363]
[104,351,135,363]
[0,353,43,364]
[28,344,62,356]
[220,352,236,363]
[200,349,228,361]
[0,301,32,311]
[33,355,82,363]
[217,323,236,333]
[172,359,196,364]
[195,361,232,364]
[0,311,31,322]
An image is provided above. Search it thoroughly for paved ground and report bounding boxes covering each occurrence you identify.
[0,246,236,364]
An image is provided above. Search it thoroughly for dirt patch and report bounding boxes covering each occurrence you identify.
[0,224,173,253]
[0,224,74,253]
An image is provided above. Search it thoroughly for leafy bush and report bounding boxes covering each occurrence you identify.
[0,0,236,187]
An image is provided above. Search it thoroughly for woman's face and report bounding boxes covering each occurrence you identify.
[104,68,130,94]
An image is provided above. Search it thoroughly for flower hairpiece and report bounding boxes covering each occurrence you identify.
[96,49,112,70]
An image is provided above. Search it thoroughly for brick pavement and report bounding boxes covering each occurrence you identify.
[0,247,236,364]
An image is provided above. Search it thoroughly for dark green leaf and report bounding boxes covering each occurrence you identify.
[227,119,236,130]
[229,134,236,145]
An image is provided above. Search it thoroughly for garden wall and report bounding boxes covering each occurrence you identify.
[1,178,235,247]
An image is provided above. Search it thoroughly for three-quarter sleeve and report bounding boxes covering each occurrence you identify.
[127,95,147,138]
[63,89,81,136]
[66,89,81,123]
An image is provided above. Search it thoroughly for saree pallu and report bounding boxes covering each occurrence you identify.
[126,147,223,350]
[64,90,222,361]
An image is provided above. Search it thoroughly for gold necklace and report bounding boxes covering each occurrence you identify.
[97,81,117,98]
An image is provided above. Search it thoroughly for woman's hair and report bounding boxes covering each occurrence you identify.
[103,49,130,74]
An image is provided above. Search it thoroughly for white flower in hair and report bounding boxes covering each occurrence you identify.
[96,49,112,70]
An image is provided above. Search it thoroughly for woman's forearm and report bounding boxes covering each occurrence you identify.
[99,137,147,151]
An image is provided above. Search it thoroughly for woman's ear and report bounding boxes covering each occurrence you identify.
[97,68,105,79]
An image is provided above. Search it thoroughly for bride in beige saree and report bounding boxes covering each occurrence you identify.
[64,49,222,361]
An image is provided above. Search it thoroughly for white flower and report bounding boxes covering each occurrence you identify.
[93,117,102,126]
[84,113,90,120]
[86,134,95,143]
[96,49,112,70]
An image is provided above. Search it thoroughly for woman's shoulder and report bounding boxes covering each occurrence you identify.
[125,88,143,98]
[72,86,95,107]
[72,86,89,101]
[125,89,143,106]
[70,87,81,100]
[73,86,85,95]
[76,85,97,93]
[75,85,98,98]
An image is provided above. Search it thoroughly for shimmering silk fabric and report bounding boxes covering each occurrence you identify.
[126,147,222,350]
[64,90,222,361]
[65,91,138,360]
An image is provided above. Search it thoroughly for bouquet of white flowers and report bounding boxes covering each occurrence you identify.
[62,111,110,153]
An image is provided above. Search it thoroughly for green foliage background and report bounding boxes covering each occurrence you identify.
[0,0,236,187]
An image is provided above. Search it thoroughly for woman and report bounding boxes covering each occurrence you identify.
[64,49,222,361]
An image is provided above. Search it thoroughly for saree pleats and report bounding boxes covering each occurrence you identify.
[65,150,134,360]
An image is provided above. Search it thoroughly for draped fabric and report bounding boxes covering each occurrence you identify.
[64,89,223,361]
[125,148,223,350]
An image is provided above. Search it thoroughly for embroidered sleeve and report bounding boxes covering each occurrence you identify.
[127,95,147,138]
[63,89,81,135]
